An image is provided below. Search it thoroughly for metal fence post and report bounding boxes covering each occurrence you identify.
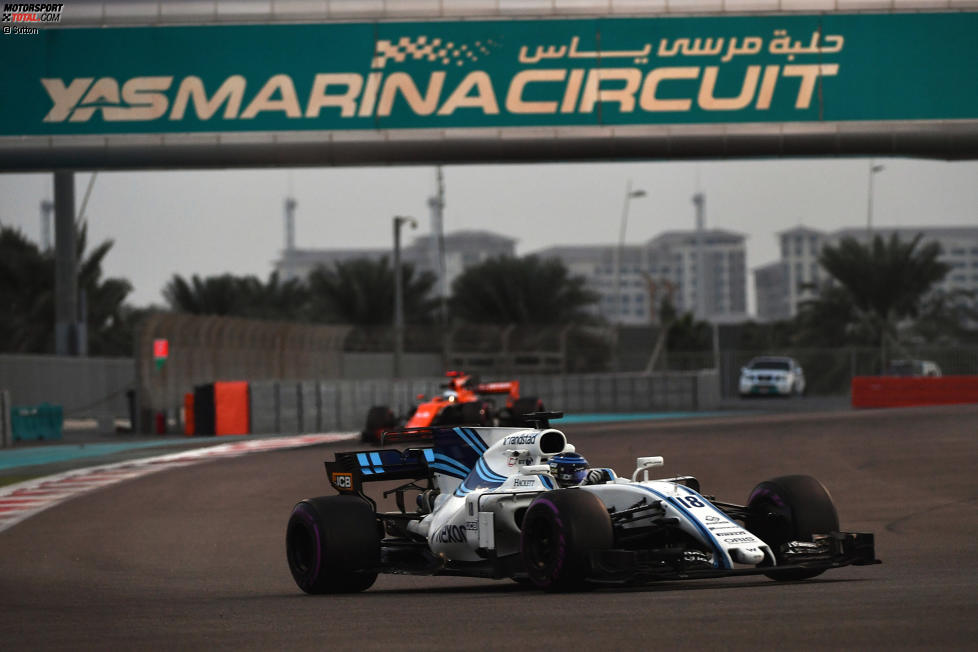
[296,382,304,434]
[314,381,323,432]
[273,382,281,434]
[1,390,12,448]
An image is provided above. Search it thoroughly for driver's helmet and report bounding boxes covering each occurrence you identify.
[442,390,458,402]
[549,452,588,487]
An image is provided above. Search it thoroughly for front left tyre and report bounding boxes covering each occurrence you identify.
[507,397,545,426]
[361,405,396,444]
[286,495,380,594]
[745,474,839,581]
[520,489,612,591]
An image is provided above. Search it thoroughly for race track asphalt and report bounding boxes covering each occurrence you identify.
[1,404,975,650]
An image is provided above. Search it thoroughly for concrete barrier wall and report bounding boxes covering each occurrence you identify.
[0,351,717,434]
[0,354,133,426]
[851,375,978,408]
[519,372,711,413]
[279,383,300,434]
[244,370,718,434]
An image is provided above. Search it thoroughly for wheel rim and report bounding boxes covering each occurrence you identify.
[523,515,559,572]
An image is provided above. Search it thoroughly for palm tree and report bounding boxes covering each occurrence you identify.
[245,272,309,321]
[909,288,978,346]
[162,274,245,316]
[0,222,133,355]
[666,312,713,352]
[75,223,135,355]
[0,225,54,352]
[449,255,597,325]
[817,233,950,369]
[162,271,308,321]
[307,257,438,325]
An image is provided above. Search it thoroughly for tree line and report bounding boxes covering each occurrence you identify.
[1,222,974,360]
[737,233,977,356]
[160,254,598,327]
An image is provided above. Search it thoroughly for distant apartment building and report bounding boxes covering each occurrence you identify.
[754,225,978,321]
[274,230,516,292]
[534,229,748,325]
[409,231,517,293]
[753,260,791,321]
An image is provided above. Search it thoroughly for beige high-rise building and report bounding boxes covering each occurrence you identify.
[534,229,748,325]
[753,225,978,321]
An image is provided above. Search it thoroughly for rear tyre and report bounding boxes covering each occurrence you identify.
[746,475,839,581]
[286,495,380,594]
[431,404,463,426]
[460,401,489,426]
[362,406,396,444]
[508,397,544,427]
[520,489,612,591]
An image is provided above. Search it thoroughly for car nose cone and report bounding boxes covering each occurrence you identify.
[731,547,765,565]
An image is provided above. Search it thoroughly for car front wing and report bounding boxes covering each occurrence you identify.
[588,531,879,584]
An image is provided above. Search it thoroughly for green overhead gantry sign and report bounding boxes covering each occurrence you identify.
[1,12,976,165]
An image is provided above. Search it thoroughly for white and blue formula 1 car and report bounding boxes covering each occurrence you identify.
[285,414,879,593]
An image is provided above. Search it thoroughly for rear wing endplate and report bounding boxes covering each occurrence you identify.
[325,447,435,498]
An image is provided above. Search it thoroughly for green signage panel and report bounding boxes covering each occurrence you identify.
[1,12,975,136]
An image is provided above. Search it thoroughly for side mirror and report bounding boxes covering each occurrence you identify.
[632,456,664,482]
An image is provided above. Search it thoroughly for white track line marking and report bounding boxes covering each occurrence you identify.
[0,432,358,533]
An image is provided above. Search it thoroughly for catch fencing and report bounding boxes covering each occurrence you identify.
[659,347,978,397]
[0,353,133,431]
[246,370,718,434]
[134,314,608,418]
[135,312,352,425]
[7,307,976,433]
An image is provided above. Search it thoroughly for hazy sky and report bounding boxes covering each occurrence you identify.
[0,157,975,313]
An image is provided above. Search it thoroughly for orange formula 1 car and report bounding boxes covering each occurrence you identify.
[361,371,544,444]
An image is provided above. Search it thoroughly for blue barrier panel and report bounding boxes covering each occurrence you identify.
[11,403,63,441]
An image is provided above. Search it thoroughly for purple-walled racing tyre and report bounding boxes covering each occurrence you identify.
[286,495,380,594]
[520,489,612,591]
[746,474,840,581]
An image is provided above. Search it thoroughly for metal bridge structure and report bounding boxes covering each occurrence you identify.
[2,0,976,171]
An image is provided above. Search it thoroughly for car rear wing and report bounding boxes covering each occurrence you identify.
[325,447,435,499]
[380,427,436,446]
[474,380,520,400]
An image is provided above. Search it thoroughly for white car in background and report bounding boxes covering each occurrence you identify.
[886,359,942,377]
[739,356,806,397]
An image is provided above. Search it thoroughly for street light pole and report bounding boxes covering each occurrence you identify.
[866,160,885,238]
[53,172,77,356]
[693,191,706,321]
[393,215,417,379]
[428,166,448,327]
[613,180,647,325]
